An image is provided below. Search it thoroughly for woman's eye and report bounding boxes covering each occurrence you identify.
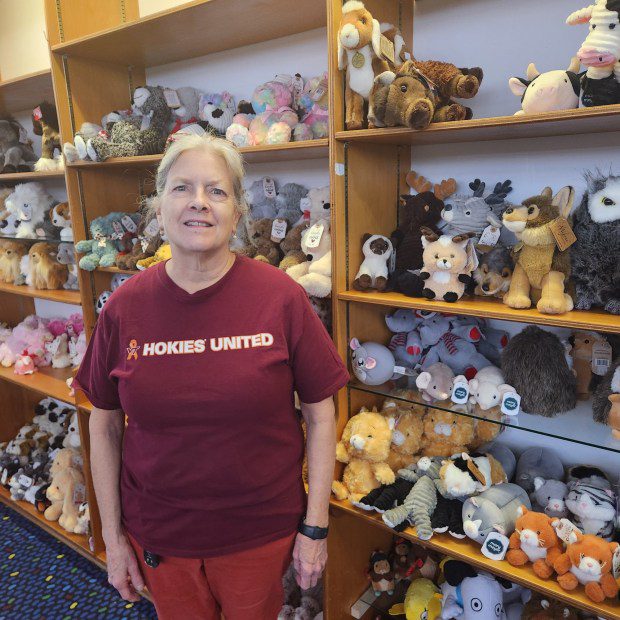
[211,187,226,196]
[173,185,186,192]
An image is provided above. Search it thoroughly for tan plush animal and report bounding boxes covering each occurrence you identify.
[507,506,564,579]
[332,408,395,503]
[27,242,68,289]
[502,187,575,314]
[278,223,307,270]
[570,331,607,400]
[421,409,474,457]
[245,218,280,265]
[44,465,85,532]
[0,240,27,283]
[381,399,425,472]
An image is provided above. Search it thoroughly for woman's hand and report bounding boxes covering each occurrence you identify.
[105,534,145,602]
[292,532,327,590]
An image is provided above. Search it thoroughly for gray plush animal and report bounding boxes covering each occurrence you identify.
[0,119,37,173]
[86,86,172,161]
[531,477,568,518]
[462,483,531,545]
[274,182,309,227]
[571,171,620,314]
[501,326,577,416]
[245,177,278,220]
[441,178,512,239]
[514,447,564,495]
[592,359,620,424]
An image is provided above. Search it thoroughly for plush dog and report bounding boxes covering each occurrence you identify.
[27,243,68,290]
[353,234,392,291]
[0,240,27,284]
[473,245,514,298]
[50,202,73,241]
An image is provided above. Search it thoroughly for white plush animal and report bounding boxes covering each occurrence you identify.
[461,365,515,411]
[62,412,81,449]
[47,333,72,369]
[353,234,393,291]
[5,183,55,239]
[298,185,331,226]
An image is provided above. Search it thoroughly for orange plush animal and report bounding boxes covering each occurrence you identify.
[553,529,619,603]
[421,409,474,457]
[28,242,68,290]
[506,506,563,579]
[0,240,27,283]
[381,400,425,472]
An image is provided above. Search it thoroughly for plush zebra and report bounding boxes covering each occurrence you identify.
[565,481,617,540]
[567,0,620,106]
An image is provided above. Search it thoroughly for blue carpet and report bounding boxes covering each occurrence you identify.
[0,502,157,619]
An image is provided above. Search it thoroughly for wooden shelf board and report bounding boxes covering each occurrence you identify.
[0,281,81,305]
[65,139,329,171]
[0,170,65,183]
[338,290,620,334]
[0,365,75,403]
[51,0,326,67]
[97,266,138,275]
[335,104,620,146]
[330,499,620,620]
[0,487,101,568]
[0,69,55,115]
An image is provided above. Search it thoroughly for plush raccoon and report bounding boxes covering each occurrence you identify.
[571,171,620,314]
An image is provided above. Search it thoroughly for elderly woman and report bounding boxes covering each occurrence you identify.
[74,134,348,620]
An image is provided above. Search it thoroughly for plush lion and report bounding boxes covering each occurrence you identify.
[332,408,395,503]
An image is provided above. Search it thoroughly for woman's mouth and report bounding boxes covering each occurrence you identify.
[184,220,213,228]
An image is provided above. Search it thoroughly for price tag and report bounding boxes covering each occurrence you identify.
[121,215,138,234]
[32,106,43,121]
[163,88,181,109]
[18,474,33,488]
[292,74,304,95]
[334,163,345,176]
[305,223,324,249]
[451,380,470,404]
[263,177,277,199]
[501,391,520,416]
[549,217,577,251]
[97,237,108,248]
[143,218,160,239]
[592,341,612,376]
[73,483,86,505]
[393,366,417,377]
[299,196,311,219]
[140,238,150,252]
[271,218,287,243]
[112,221,124,237]
[478,225,501,248]
[481,531,509,561]
[274,74,292,85]
[311,76,328,102]
[553,518,580,545]
[379,34,395,64]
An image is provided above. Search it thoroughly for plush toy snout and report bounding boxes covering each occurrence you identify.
[436,257,452,270]
[350,434,366,451]
[434,422,452,436]
[463,519,482,537]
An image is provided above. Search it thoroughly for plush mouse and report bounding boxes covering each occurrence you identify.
[349,338,402,386]
[415,362,454,404]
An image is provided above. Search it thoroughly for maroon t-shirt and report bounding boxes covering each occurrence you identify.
[74,255,349,558]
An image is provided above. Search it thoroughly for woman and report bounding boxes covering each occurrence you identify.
[74,134,348,619]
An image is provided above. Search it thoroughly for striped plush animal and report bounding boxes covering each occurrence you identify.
[565,481,617,540]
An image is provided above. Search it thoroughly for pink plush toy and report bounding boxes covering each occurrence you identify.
[251,77,295,113]
[14,352,37,375]
[294,73,329,140]
[4,315,54,367]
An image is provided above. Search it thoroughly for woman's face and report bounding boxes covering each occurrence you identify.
[158,149,239,256]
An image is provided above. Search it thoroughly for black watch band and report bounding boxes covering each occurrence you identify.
[298,520,329,540]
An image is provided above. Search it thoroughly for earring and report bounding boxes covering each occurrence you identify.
[232,232,238,239]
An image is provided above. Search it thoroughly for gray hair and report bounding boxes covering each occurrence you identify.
[149,133,248,218]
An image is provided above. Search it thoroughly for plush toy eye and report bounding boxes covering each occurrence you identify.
[367,434,373,438]
[564,78,568,83]
[433,385,436,390]
[580,553,585,560]
[536,530,540,535]
[502,269,510,278]
[527,206,536,215]
[592,23,596,29]
[471,599,482,611]
[450,254,455,258]
[584,339,590,344]
[495,604,502,617]
[434,254,439,259]
[603,197,615,206]
[360,17,367,24]
[400,84,407,93]
[465,210,471,216]
[493,395,497,400]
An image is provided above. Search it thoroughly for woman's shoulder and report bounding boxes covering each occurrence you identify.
[236,254,306,301]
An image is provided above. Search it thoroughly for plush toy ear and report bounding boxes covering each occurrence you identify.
[371,18,382,58]
[552,186,575,218]
[365,357,377,370]
[517,504,528,517]
[470,497,479,508]
[362,233,373,244]
[350,337,361,351]
[533,476,545,492]
[421,235,430,249]
[337,31,346,70]
[375,71,397,87]
[416,371,431,390]
[493,523,507,536]
[498,383,515,397]
[508,77,528,97]
[468,378,479,392]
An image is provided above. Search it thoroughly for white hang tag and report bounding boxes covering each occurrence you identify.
[121,215,138,233]
[111,221,124,237]
[97,237,108,248]
[388,248,396,273]
[478,225,501,248]
[33,461,41,470]
[18,474,33,488]
[292,74,304,95]
[271,218,288,243]
[481,531,509,561]
[274,74,292,86]
[393,366,417,377]
[592,341,612,376]
[140,238,150,252]
[19,205,32,221]
[311,77,328,102]
[143,218,160,239]
[553,518,580,545]
[501,391,520,416]
[451,380,470,404]
[334,163,345,176]
[73,483,86,505]
[305,223,324,249]
[612,545,620,579]
[263,177,277,199]
[163,88,181,109]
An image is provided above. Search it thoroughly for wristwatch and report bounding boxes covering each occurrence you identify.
[298,518,329,540]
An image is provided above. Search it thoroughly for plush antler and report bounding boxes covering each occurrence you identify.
[434,178,456,201]
[420,226,440,242]
[469,179,485,197]
[566,5,594,25]
[406,171,432,194]
[485,179,513,205]
[451,231,476,243]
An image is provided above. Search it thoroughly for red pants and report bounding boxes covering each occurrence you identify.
[128,532,296,620]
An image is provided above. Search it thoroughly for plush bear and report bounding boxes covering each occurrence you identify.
[26,243,68,290]
[0,240,27,284]
[299,185,331,226]
[62,412,81,449]
[31,101,63,171]
[5,183,56,240]
[421,408,474,457]
[199,91,235,136]
[168,86,204,136]
[285,220,331,297]
[353,234,392,291]
[274,182,308,227]
[506,506,564,578]
[244,218,280,266]
[278,223,307,270]
[331,408,395,503]
[245,177,279,220]
[553,530,619,603]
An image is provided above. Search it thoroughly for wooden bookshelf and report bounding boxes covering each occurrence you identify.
[0,69,55,115]
[0,169,65,183]
[96,265,138,275]
[0,365,74,402]
[338,290,620,334]
[0,281,81,305]
[335,104,620,146]
[330,499,620,620]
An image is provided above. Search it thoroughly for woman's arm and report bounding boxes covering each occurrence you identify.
[293,396,336,589]
[90,407,145,601]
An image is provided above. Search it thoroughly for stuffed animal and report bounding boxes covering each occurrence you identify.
[286,220,332,297]
[278,223,307,270]
[331,408,395,503]
[353,234,392,291]
[571,170,620,314]
[502,186,575,314]
[419,228,476,303]
[31,101,63,171]
[0,198,21,237]
[386,309,423,370]
[62,121,104,162]
[47,333,71,369]
[50,202,73,241]
[514,447,565,496]
[199,91,235,136]
[349,338,402,386]
[167,86,204,136]
[368,60,437,130]
[415,362,454,404]
[508,58,581,115]
[44,463,85,533]
[295,73,329,140]
[26,243,68,290]
[421,408,474,457]
[565,481,616,540]
[243,218,280,265]
[388,578,442,619]
[298,185,330,226]
[553,529,619,603]
[521,592,580,620]
[592,360,620,432]
[439,452,507,497]
[531,477,569,518]
[245,177,279,220]
[73,502,90,535]
[274,182,308,228]
[5,183,56,239]
[473,246,514,299]
[368,550,395,596]
[116,201,162,270]
[0,118,37,172]
[441,179,511,239]
[0,240,27,284]
[569,331,609,399]
[56,242,78,290]
[390,171,456,297]
[136,242,171,269]
[501,325,577,416]
[383,401,425,472]
[462,483,531,545]
[62,412,81,449]
[506,506,563,579]
[567,1,620,107]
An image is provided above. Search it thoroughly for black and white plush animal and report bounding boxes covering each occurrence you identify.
[4,183,57,240]
[353,234,393,291]
[565,481,616,540]
[571,170,620,314]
